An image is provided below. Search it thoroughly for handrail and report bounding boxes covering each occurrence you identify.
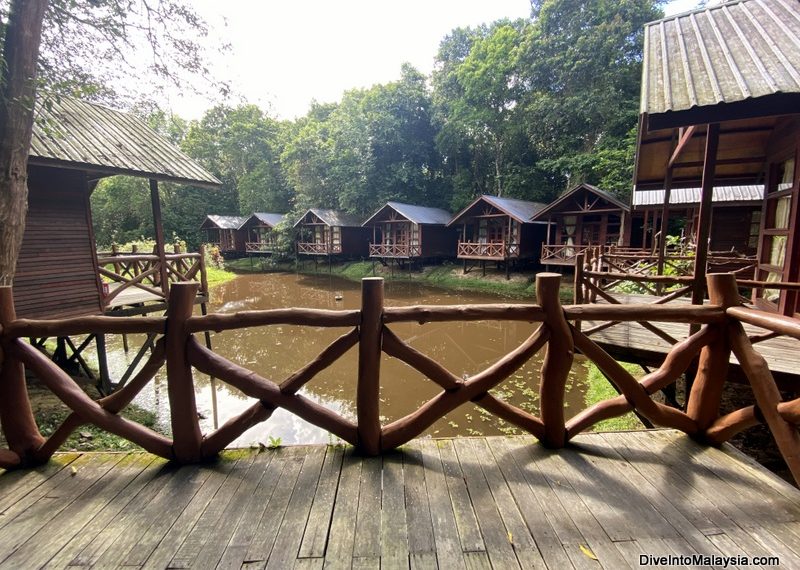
[457,241,516,258]
[2,274,800,485]
[368,243,421,257]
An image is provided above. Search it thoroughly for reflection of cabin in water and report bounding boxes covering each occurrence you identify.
[634,0,800,315]
[630,185,764,255]
[448,195,547,274]
[534,183,630,266]
[362,201,456,261]
[240,213,286,254]
[200,215,248,255]
[17,97,220,391]
[294,209,370,257]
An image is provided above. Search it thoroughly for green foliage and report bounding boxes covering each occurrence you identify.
[584,360,644,431]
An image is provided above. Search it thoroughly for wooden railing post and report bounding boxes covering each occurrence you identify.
[0,287,45,460]
[198,244,209,296]
[166,282,203,462]
[574,253,585,305]
[687,273,738,432]
[357,277,383,455]
[538,273,573,448]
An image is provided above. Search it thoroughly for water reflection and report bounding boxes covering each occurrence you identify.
[106,273,589,446]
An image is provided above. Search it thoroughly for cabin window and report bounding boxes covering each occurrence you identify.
[562,215,577,252]
[410,223,420,246]
[748,210,762,250]
[759,157,797,307]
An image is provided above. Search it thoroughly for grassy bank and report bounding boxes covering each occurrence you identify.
[226,257,574,301]
[583,360,644,431]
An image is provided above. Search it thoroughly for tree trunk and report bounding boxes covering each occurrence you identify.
[0,0,49,285]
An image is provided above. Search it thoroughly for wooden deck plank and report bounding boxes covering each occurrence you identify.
[436,439,485,553]
[0,432,798,568]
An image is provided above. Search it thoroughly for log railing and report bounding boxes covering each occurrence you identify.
[457,241,518,259]
[96,245,208,309]
[368,243,421,258]
[3,274,800,485]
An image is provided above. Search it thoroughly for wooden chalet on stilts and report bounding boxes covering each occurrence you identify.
[200,215,248,256]
[362,201,456,262]
[16,97,221,391]
[240,213,287,255]
[635,0,800,313]
[447,195,547,277]
[294,209,370,258]
[630,185,764,255]
[534,183,630,267]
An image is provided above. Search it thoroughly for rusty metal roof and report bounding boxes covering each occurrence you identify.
[362,202,453,226]
[632,184,764,208]
[29,97,221,188]
[642,0,800,127]
[201,215,248,230]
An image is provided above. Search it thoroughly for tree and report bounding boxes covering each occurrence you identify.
[0,0,48,285]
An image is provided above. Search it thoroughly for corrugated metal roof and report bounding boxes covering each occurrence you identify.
[246,213,287,228]
[201,215,248,230]
[632,184,764,207]
[294,208,364,228]
[362,201,453,226]
[29,97,221,187]
[532,183,630,220]
[642,0,800,117]
[449,195,548,226]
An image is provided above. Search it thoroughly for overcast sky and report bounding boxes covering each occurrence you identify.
[166,0,703,121]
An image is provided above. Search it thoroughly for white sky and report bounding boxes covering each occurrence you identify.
[165,0,702,121]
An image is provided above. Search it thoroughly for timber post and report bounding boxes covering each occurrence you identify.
[537,273,573,448]
[198,244,209,297]
[687,273,738,432]
[357,277,383,455]
[0,287,45,460]
[165,282,203,462]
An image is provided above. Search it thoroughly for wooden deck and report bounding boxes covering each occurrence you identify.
[0,430,798,568]
[585,293,800,384]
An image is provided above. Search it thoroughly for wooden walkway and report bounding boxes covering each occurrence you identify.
[585,293,800,384]
[0,430,798,568]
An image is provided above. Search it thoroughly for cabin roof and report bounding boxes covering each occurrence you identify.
[641,0,800,131]
[201,215,248,230]
[448,195,547,226]
[29,97,221,188]
[362,201,452,226]
[244,213,287,229]
[532,183,630,220]
[632,184,764,209]
[294,208,363,228]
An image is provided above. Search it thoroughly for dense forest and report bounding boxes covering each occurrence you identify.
[90,0,664,248]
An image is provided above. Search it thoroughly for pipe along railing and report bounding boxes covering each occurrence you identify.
[2,274,800,483]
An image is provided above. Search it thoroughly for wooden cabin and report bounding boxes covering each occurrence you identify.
[533,183,630,266]
[200,215,248,255]
[240,213,286,254]
[294,209,370,257]
[447,195,547,268]
[634,0,800,314]
[17,97,220,320]
[362,201,456,260]
[630,185,764,255]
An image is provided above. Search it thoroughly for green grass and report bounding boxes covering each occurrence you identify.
[206,265,237,287]
[583,360,645,431]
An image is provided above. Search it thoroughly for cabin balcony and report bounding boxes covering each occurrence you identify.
[245,241,277,254]
[540,243,592,265]
[368,242,421,258]
[297,242,341,255]
[457,240,519,260]
[3,273,800,566]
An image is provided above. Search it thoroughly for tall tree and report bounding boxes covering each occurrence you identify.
[0,0,48,284]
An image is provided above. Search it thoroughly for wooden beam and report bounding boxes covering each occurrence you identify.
[668,126,697,169]
[149,179,169,297]
[692,124,721,307]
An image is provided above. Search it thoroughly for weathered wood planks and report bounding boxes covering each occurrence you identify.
[1,431,799,568]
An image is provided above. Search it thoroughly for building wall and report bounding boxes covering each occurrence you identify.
[420,225,458,257]
[341,227,370,257]
[14,166,103,319]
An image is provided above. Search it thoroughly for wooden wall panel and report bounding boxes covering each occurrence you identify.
[13,166,102,319]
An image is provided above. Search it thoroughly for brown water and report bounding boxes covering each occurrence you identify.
[110,273,590,446]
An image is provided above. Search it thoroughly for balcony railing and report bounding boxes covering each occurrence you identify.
[540,243,591,264]
[368,243,421,258]
[457,241,519,259]
[297,242,341,255]
[246,241,277,253]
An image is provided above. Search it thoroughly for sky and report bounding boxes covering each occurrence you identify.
[166,0,703,121]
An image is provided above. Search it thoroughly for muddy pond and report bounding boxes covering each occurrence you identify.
[107,273,592,446]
